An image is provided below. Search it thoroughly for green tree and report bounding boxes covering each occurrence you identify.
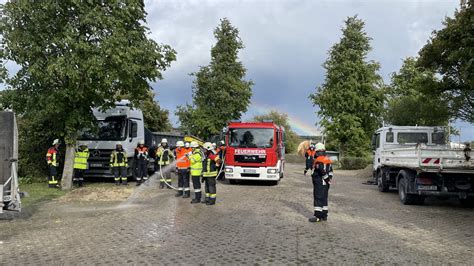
[1,1,176,189]
[385,57,450,126]
[418,1,473,122]
[176,18,253,139]
[309,16,384,157]
[141,91,172,132]
[253,111,300,153]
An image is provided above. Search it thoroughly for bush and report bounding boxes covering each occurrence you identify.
[340,156,372,170]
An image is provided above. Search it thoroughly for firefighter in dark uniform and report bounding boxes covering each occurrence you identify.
[111,142,128,185]
[156,138,174,189]
[304,144,316,176]
[201,142,221,205]
[46,139,61,188]
[73,144,89,187]
[134,140,148,186]
[216,140,226,180]
[309,143,333,223]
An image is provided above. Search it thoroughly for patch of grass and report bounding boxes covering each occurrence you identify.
[20,183,66,208]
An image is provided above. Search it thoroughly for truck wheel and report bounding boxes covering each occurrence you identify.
[269,180,279,186]
[459,197,474,208]
[229,180,237,185]
[398,176,419,205]
[377,170,389,192]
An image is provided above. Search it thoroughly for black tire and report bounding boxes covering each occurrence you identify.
[269,180,279,186]
[459,197,474,208]
[377,170,389,192]
[229,179,237,185]
[398,175,420,205]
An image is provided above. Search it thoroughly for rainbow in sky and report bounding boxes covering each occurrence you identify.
[245,100,322,136]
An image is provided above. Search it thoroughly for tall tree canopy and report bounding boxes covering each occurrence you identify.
[176,18,253,139]
[141,91,172,132]
[385,57,450,126]
[253,111,300,153]
[418,1,473,122]
[309,16,384,157]
[0,1,176,188]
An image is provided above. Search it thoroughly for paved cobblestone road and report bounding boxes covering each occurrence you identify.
[1,163,473,264]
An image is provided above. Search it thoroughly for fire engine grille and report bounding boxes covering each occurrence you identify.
[234,155,266,164]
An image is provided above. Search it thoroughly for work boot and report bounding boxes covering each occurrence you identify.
[308,216,322,223]
[304,170,307,176]
[175,191,183,197]
[136,180,141,186]
[322,211,328,221]
[160,182,165,189]
[115,181,120,186]
[183,191,190,198]
[201,197,209,204]
[122,181,128,186]
[191,198,200,204]
[166,184,172,189]
[207,198,216,205]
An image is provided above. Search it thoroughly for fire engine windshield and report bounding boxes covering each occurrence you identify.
[229,128,275,148]
[79,117,127,141]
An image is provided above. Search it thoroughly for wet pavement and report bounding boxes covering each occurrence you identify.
[1,163,473,264]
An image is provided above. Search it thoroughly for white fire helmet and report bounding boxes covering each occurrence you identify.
[176,141,184,147]
[116,142,122,146]
[52,139,60,145]
[185,142,190,148]
[315,142,326,151]
[190,141,199,148]
[161,138,168,144]
[212,143,217,149]
[138,140,145,145]
[203,142,213,151]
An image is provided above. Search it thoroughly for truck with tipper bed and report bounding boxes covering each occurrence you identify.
[372,126,474,206]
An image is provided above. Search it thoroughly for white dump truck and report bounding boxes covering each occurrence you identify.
[372,126,473,206]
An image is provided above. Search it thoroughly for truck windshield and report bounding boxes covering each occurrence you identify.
[79,118,127,141]
[229,128,275,148]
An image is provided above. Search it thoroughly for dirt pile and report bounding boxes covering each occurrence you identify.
[58,185,135,202]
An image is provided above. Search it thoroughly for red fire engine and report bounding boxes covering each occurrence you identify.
[224,121,285,185]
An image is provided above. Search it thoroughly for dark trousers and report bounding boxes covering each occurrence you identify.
[204,176,217,199]
[73,169,84,186]
[113,166,127,183]
[305,158,314,171]
[177,168,190,194]
[48,165,59,188]
[136,160,147,181]
[312,175,329,219]
[192,175,202,200]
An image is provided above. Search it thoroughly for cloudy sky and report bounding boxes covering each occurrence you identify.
[2,0,472,140]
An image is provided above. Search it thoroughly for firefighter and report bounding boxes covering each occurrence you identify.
[73,144,89,187]
[110,142,128,186]
[188,141,203,204]
[134,140,149,186]
[216,140,226,180]
[185,142,190,149]
[201,142,221,205]
[304,144,316,176]
[309,142,333,223]
[174,141,192,198]
[156,138,174,189]
[46,139,61,188]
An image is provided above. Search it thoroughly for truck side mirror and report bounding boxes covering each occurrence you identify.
[371,134,378,150]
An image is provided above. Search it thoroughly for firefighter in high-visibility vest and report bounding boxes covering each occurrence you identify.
[73,144,89,187]
[174,141,192,198]
[156,138,174,189]
[201,142,222,205]
[134,140,149,186]
[309,142,333,223]
[111,142,128,186]
[188,141,203,204]
[304,144,316,176]
[46,139,61,188]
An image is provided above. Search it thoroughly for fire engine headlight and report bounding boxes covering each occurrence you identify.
[225,167,233,173]
[267,169,278,174]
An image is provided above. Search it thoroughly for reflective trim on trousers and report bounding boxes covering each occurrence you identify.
[184,188,190,191]
[206,193,210,197]
[177,187,183,191]
[314,207,323,212]
[194,189,201,193]
[323,206,328,211]
[114,178,120,181]
[210,194,217,199]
